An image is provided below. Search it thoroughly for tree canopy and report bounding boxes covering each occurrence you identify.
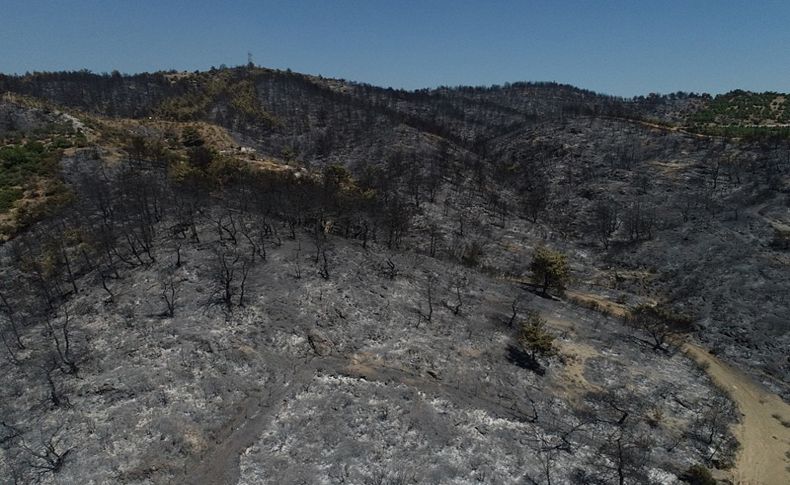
[518,310,556,361]
[529,246,569,296]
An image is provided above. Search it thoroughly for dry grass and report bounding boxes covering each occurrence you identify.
[555,340,601,402]
[565,290,629,318]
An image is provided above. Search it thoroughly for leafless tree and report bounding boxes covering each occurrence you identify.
[98,266,115,302]
[318,247,330,280]
[19,426,73,481]
[690,394,739,465]
[592,198,620,249]
[521,173,551,223]
[237,259,251,307]
[446,272,468,316]
[675,192,698,223]
[44,308,78,375]
[0,421,22,446]
[159,271,180,317]
[39,358,69,408]
[722,153,743,186]
[419,273,436,325]
[9,237,59,312]
[239,214,267,264]
[525,410,592,484]
[45,225,79,296]
[212,210,239,245]
[382,258,398,280]
[1,328,21,365]
[588,428,652,485]
[427,223,442,258]
[383,197,412,249]
[709,157,722,191]
[576,387,654,485]
[507,295,525,328]
[210,244,251,310]
[623,198,656,242]
[0,288,24,349]
[293,241,302,279]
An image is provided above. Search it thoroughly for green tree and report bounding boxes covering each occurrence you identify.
[181,126,205,148]
[125,135,148,161]
[530,246,569,295]
[518,311,556,361]
[322,164,352,191]
[186,145,214,170]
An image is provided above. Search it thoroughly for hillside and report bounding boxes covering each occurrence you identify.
[690,90,790,126]
[0,67,789,484]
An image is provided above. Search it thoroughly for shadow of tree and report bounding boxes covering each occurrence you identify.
[506,344,545,375]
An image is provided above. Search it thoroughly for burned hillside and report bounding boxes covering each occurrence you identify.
[0,67,789,484]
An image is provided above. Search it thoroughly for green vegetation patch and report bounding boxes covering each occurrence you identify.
[0,137,72,238]
[0,186,23,212]
[690,90,788,124]
[687,90,790,140]
[0,141,60,212]
[157,70,277,125]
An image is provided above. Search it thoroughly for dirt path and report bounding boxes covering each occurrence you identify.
[683,344,790,485]
[181,350,542,485]
[564,290,790,483]
[595,115,723,140]
[186,292,789,485]
[182,364,316,485]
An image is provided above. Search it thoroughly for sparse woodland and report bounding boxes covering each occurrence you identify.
[0,66,788,484]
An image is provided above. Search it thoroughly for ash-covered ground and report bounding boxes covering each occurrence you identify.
[1,209,739,484]
[2,88,789,484]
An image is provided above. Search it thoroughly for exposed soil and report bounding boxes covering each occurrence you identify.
[572,290,790,485]
[684,343,790,485]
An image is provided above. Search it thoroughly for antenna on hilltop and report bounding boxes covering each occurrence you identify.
[247,52,254,68]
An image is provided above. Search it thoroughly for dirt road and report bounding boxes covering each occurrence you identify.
[566,290,790,484]
[684,344,790,485]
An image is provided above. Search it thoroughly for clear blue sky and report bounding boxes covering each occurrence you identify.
[1,0,788,97]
